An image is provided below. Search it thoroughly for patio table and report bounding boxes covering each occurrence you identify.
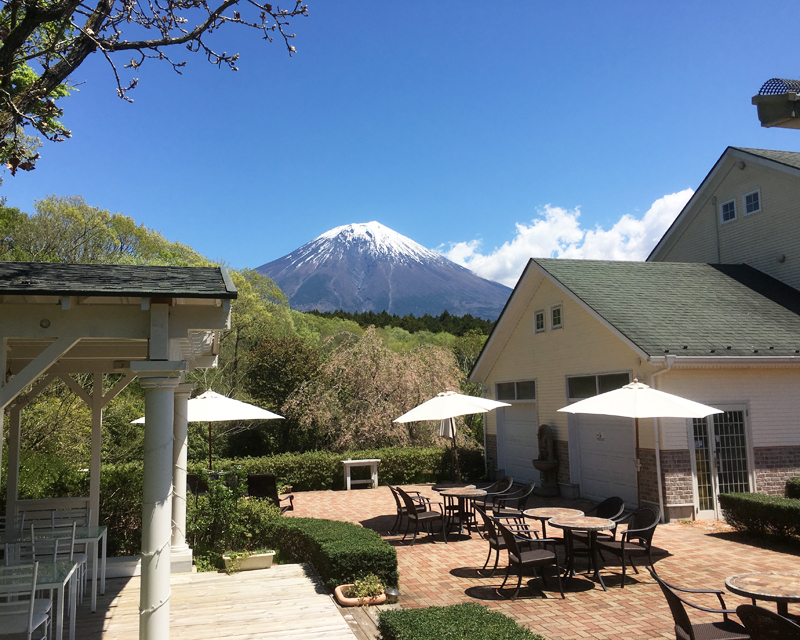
[726,571,800,617]
[523,507,584,540]
[0,524,107,612]
[439,487,486,537]
[549,515,615,592]
[0,560,78,640]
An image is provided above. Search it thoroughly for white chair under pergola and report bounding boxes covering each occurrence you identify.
[0,261,237,640]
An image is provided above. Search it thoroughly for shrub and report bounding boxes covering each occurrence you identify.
[100,463,144,556]
[378,603,543,640]
[787,477,800,499]
[190,445,485,491]
[259,516,398,589]
[719,492,800,538]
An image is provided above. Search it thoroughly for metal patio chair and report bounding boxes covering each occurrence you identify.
[496,519,563,601]
[396,486,447,545]
[737,604,800,640]
[595,505,659,587]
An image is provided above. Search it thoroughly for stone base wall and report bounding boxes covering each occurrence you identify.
[754,446,800,496]
[485,433,498,477]
[660,449,694,506]
[556,440,570,484]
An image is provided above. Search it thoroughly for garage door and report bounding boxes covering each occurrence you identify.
[497,404,538,483]
[576,414,638,505]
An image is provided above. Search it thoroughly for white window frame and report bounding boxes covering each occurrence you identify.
[534,309,546,334]
[550,304,563,330]
[743,189,761,216]
[719,199,736,224]
[495,379,537,403]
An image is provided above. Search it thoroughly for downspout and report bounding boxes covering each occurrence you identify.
[650,356,675,523]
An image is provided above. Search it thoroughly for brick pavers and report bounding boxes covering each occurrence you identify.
[289,485,798,639]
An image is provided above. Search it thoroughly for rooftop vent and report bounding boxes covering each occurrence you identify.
[752,78,800,129]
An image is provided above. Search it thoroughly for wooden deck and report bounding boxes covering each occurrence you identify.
[73,563,358,639]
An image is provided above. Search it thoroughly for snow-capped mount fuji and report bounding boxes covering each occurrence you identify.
[256,222,511,319]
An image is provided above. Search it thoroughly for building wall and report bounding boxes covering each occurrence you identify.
[660,159,800,290]
[753,446,800,496]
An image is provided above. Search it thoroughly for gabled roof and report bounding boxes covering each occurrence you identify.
[0,262,237,299]
[648,146,800,262]
[470,259,800,382]
[534,259,800,358]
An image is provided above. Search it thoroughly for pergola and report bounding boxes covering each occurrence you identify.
[0,261,237,640]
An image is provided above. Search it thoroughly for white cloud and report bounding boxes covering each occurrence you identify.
[443,189,694,287]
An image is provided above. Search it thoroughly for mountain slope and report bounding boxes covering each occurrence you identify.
[256,222,511,319]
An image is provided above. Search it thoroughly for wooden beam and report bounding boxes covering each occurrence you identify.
[0,337,80,411]
[101,372,137,409]
[59,373,93,406]
[12,374,56,409]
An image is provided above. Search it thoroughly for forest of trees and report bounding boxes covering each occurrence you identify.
[0,195,489,479]
[305,309,495,336]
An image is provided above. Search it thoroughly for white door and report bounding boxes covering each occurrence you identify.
[691,408,751,520]
[497,404,539,483]
[577,414,638,505]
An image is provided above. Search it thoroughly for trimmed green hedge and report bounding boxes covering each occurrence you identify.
[719,492,800,538]
[189,445,485,491]
[378,603,543,640]
[787,478,800,499]
[261,517,398,589]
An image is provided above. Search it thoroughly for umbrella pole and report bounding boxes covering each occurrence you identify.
[635,417,641,506]
[208,422,213,471]
[452,418,462,482]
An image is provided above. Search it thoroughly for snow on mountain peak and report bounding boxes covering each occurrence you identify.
[294,222,443,266]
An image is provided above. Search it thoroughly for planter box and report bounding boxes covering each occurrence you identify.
[223,551,275,572]
[334,584,387,607]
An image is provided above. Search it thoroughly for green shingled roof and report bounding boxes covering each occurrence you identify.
[533,259,800,357]
[732,147,800,171]
[0,262,237,299]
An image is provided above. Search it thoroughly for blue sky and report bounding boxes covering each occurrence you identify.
[3,1,800,286]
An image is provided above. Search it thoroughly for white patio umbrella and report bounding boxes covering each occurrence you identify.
[133,390,283,468]
[557,379,722,504]
[394,391,511,481]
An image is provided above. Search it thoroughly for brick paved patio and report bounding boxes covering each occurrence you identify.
[289,484,798,640]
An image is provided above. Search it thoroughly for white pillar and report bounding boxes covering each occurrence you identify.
[5,407,21,518]
[171,382,194,572]
[89,372,103,528]
[134,362,185,640]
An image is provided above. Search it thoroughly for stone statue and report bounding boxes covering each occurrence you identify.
[533,423,559,496]
[537,424,555,462]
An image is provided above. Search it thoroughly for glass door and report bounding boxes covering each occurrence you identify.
[692,409,750,519]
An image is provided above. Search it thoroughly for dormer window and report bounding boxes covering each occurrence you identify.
[551,304,563,330]
[743,189,761,215]
[534,309,545,334]
[720,199,736,224]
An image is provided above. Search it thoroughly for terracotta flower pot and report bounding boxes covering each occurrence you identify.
[334,584,387,607]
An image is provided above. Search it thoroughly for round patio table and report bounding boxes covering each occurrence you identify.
[523,507,584,540]
[439,487,486,537]
[726,572,800,617]
[549,516,615,591]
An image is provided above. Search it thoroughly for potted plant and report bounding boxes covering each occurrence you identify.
[334,574,387,606]
[222,548,276,574]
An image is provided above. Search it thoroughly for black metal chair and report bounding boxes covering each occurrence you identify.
[649,569,749,640]
[737,604,800,639]
[571,496,625,565]
[186,474,209,507]
[496,520,563,601]
[246,474,294,513]
[491,482,536,520]
[387,484,430,534]
[473,476,514,510]
[596,505,659,587]
[474,506,508,577]
[396,486,447,545]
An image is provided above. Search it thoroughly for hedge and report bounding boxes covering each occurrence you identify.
[719,492,800,539]
[260,517,398,589]
[787,477,800,499]
[188,445,485,491]
[378,603,544,640]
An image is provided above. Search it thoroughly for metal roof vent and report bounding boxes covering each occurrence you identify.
[752,78,800,129]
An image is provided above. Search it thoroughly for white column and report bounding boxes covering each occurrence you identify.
[134,362,185,640]
[5,406,21,518]
[89,372,103,528]
[171,382,194,572]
